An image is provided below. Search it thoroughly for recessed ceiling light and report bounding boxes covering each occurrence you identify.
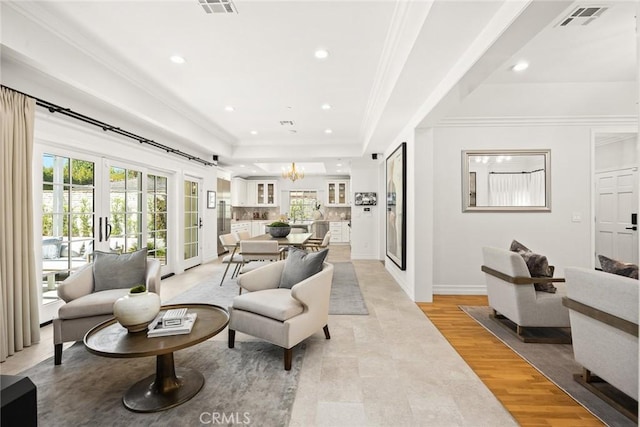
[240,164,245,167]
[224,106,235,112]
[250,130,258,135]
[512,61,529,72]
[336,169,341,173]
[170,55,185,64]
[251,170,257,173]
[314,49,329,59]
[321,103,331,110]
[337,163,342,167]
[324,129,333,134]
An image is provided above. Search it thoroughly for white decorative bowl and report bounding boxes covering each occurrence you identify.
[113,290,161,333]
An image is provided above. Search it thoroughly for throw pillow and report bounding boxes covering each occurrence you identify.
[598,254,639,279]
[93,249,147,292]
[509,240,557,293]
[42,237,62,259]
[279,247,329,289]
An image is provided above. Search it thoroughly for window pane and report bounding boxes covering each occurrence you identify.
[127,170,141,190]
[71,160,94,186]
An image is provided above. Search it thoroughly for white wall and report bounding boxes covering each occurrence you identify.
[431,124,595,294]
[350,159,380,260]
[595,135,639,171]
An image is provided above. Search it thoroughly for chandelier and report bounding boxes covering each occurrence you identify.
[282,162,305,182]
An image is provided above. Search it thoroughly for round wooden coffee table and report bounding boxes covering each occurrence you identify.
[84,303,229,413]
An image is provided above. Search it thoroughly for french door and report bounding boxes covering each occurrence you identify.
[183,177,203,269]
[38,148,172,322]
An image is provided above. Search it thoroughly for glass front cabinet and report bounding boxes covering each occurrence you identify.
[254,180,277,206]
[326,180,350,206]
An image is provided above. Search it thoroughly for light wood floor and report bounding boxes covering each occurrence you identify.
[418,295,603,427]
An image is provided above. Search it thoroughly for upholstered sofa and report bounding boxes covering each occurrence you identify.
[481,246,571,342]
[53,258,161,365]
[563,267,638,415]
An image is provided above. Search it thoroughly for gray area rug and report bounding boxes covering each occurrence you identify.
[171,261,368,315]
[21,340,304,427]
[461,305,635,427]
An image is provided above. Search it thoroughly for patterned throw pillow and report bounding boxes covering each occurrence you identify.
[509,240,557,293]
[598,255,639,279]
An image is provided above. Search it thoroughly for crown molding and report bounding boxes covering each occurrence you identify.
[5,1,237,146]
[358,1,434,149]
[436,115,638,127]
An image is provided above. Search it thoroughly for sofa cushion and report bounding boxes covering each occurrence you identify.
[279,247,329,289]
[58,288,130,320]
[598,254,639,279]
[509,240,556,293]
[232,289,304,321]
[93,249,147,292]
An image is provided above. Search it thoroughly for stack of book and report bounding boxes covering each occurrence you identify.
[147,308,197,338]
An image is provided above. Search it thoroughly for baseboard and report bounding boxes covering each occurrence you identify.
[350,252,380,260]
[433,284,487,295]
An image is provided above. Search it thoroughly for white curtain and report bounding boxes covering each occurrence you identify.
[488,170,545,207]
[0,87,40,362]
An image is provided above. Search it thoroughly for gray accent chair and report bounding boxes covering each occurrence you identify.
[53,258,161,365]
[481,246,570,343]
[563,267,638,420]
[228,260,334,370]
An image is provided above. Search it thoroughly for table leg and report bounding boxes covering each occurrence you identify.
[122,352,204,413]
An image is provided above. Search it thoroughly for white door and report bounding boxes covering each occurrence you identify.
[595,168,639,266]
[183,177,203,269]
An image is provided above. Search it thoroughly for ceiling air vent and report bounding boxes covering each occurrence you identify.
[198,0,237,14]
[556,6,608,27]
[280,120,295,126]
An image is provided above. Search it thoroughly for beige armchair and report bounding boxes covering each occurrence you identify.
[53,258,161,365]
[228,260,334,370]
[481,246,570,343]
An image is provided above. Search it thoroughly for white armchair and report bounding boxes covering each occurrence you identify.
[481,246,570,343]
[228,260,334,370]
[53,258,160,365]
[563,267,638,419]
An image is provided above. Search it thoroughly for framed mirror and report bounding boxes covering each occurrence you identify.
[462,149,551,212]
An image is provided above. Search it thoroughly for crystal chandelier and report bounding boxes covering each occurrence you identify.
[282,162,304,182]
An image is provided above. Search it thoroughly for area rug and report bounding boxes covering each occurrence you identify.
[461,305,636,427]
[20,340,304,427]
[170,261,368,315]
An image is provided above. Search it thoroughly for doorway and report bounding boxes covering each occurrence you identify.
[593,131,639,268]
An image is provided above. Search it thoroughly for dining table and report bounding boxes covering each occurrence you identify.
[220,233,313,284]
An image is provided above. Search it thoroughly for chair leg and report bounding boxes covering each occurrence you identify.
[228,329,235,348]
[323,324,331,339]
[54,343,62,365]
[284,348,292,371]
[219,261,233,286]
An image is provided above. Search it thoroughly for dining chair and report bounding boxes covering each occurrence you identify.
[238,240,281,274]
[219,233,243,286]
[303,231,331,251]
[235,230,251,241]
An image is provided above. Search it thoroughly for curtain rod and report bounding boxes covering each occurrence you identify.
[2,85,215,167]
[489,169,544,175]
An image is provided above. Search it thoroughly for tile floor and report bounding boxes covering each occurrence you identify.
[1,245,517,426]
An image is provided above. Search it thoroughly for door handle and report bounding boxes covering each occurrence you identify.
[199,218,203,229]
[99,217,103,242]
[105,217,112,239]
[625,226,637,230]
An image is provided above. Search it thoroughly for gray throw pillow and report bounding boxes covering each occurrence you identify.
[598,255,639,279]
[509,240,556,293]
[279,247,329,289]
[93,249,147,292]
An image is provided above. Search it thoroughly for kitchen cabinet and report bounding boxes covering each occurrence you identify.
[246,180,278,206]
[329,221,350,244]
[231,177,247,206]
[230,221,251,237]
[251,221,269,237]
[326,180,350,206]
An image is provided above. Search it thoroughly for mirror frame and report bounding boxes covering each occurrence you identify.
[462,149,551,212]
